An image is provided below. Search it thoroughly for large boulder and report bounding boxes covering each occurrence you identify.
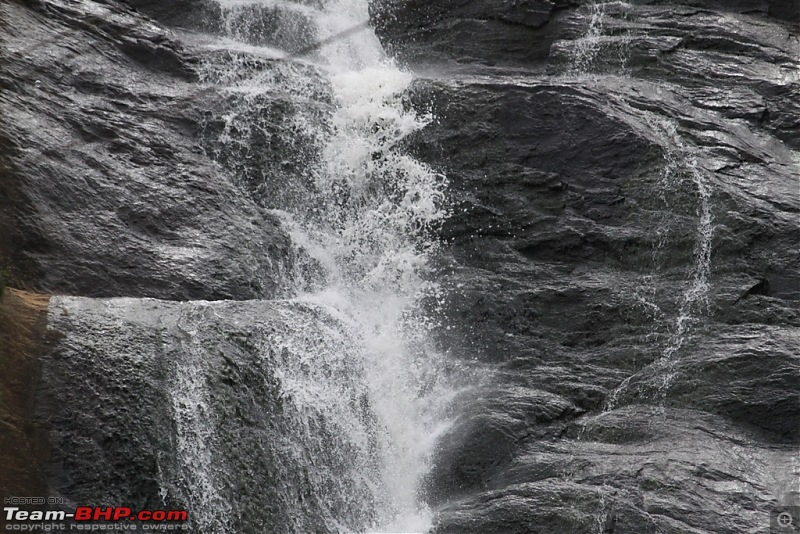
[375,0,800,531]
[0,0,291,300]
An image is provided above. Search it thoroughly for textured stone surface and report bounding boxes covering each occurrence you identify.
[41,296,379,532]
[1,0,797,532]
[0,0,290,300]
[372,0,800,69]
[374,1,800,532]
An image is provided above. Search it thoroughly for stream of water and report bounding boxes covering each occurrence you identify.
[185,0,458,531]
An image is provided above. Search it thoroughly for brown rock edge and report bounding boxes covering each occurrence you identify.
[0,289,51,515]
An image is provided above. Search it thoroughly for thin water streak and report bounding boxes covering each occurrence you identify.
[605,116,715,411]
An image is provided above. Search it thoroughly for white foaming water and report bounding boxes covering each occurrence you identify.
[570,1,606,74]
[170,309,233,533]
[187,0,458,532]
[277,2,455,527]
[566,2,632,77]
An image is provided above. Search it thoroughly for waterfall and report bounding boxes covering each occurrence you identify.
[179,0,457,531]
[563,1,632,77]
[569,1,607,75]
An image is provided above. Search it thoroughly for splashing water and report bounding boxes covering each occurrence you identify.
[286,6,456,526]
[567,2,632,76]
[570,1,606,74]
[177,0,459,531]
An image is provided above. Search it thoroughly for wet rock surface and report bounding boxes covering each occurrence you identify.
[0,0,290,300]
[42,296,379,533]
[1,0,796,532]
[373,0,799,70]
[374,1,800,532]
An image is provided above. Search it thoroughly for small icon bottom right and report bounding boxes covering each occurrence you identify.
[772,506,800,533]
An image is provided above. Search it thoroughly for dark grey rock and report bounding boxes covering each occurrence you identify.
[372,0,799,71]
[41,296,380,533]
[122,0,214,27]
[769,0,800,22]
[0,0,291,300]
[371,0,577,70]
[377,1,800,531]
[432,406,797,534]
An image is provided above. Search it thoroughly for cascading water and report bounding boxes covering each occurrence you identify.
[598,116,714,414]
[648,120,715,395]
[561,108,717,530]
[556,21,718,522]
[178,0,459,531]
[569,1,606,75]
[557,3,716,412]
[171,309,234,533]
[564,1,632,77]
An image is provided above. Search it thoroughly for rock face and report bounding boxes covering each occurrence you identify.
[0,0,290,300]
[372,0,800,69]
[371,0,577,69]
[374,0,799,532]
[1,0,797,532]
[42,296,381,533]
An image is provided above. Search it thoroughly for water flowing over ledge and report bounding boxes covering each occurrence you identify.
[194,0,461,529]
[29,0,466,531]
[0,0,797,532]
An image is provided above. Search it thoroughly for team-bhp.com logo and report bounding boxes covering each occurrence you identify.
[4,505,189,531]
[74,508,187,522]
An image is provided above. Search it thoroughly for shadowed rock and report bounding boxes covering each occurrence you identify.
[374,0,800,531]
[0,0,291,300]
